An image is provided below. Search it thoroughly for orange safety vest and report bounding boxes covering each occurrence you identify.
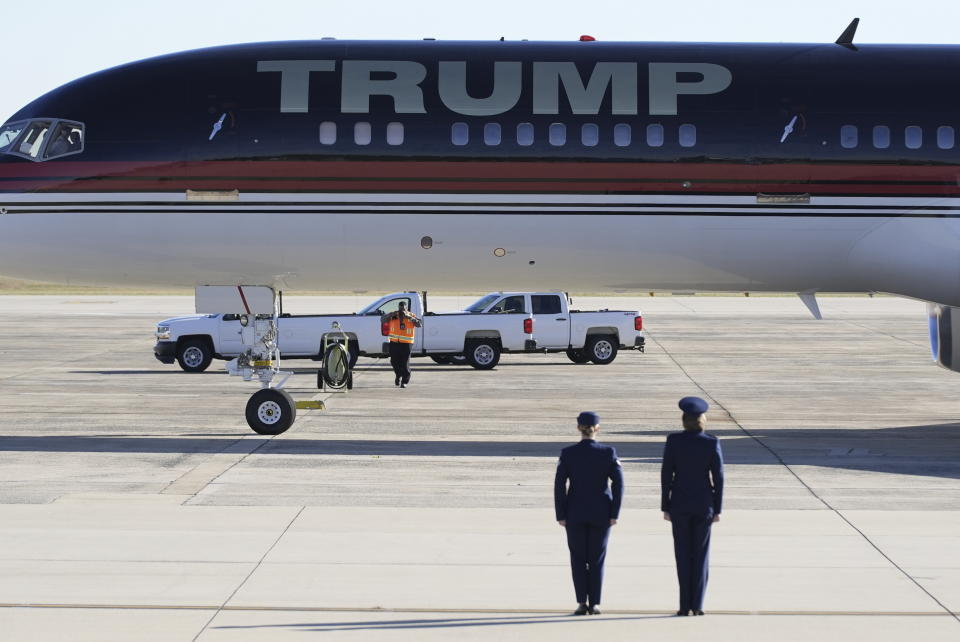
[388,314,416,344]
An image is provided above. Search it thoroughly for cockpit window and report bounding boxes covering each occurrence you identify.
[17,121,50,158]
[0,121,26,152]
[44,122,83,159]
[0,118,85,161]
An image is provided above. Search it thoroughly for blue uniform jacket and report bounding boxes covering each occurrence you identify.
[660,431,724,516]
[554,439,624,525]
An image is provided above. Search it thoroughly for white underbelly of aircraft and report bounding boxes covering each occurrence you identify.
[1,192,959,305]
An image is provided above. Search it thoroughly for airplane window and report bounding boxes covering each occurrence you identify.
[386,122,404,146]
[937,126,955,150]
[905,126,923,149]
[17,121,52,158]
[581,124,599,147]
[840,125,858,149]
[452,122,469,146]
[646,124,664,147]
[873,125,890,149]
[678,124,697,148]
[319,122,336,145]
[354,122,372,146]
[613,123,631,147]
[484,123,502,146]
[517,123,534,146]
[549,123,566,146]
[0,121,26,152]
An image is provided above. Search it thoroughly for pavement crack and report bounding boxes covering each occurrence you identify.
[191,506,305,641]
[647,332,960,625]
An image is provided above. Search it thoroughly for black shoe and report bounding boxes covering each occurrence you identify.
[675,610,690,616]
[573,603,589,616]
[394,377,400,386]
[588,605,601,615]
[693,610,705,616]
[400,382,406,388]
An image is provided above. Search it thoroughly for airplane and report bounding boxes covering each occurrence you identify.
[2,21,960,431]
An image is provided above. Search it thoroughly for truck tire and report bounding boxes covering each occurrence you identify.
[245,388,296,435]
[465,339,501,370]
[176,338,212,373]
[585,335,618,365]
[348,341,359,368]
[565,348,591,364]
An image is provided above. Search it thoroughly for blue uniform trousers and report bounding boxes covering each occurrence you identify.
[671,512,712,611]
[565,521,611,605]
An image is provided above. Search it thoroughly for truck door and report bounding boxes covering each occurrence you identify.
[218,314,243,356]
[531,294,569,349]
[277,316,312,356]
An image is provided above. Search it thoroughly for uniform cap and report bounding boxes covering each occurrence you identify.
[577,411,600,426]
[678,396,709,414]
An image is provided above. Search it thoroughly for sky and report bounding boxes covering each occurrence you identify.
[2,0,957,122]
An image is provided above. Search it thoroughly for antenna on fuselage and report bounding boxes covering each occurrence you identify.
[835,18,859,50]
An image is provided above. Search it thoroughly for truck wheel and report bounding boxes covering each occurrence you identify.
[245,388,296,435]
[565,348,591,364]
[465,339,501,370]
[177,338,212,373]
[586,335,618,365]
[348,341,359,368]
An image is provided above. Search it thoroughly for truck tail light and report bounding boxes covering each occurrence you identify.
[523,318,533,334]
[634,316,643,331]
[381,319,390,336]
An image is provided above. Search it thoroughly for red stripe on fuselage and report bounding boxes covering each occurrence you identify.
[0,160,958,194]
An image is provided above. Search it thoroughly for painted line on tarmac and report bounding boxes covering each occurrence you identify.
[0,604,954,616]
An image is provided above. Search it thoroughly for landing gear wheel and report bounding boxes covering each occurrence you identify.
[465,339,501,370]
[585,335,618,365]
[565,348,591,364]
[177,339,212,373]
[245,388,296,435]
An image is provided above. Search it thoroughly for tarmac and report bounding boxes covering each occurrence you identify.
[0,294,958,641]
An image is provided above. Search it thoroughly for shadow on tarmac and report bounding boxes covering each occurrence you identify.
[0,423,958,478]
[212,613,674,633]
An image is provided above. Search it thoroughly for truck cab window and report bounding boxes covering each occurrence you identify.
[465,293,500,312]
[532,295,562,314]
[376,298,412,316]
[489,295,525,314]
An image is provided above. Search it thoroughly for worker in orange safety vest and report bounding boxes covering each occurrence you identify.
[386,301,421,388]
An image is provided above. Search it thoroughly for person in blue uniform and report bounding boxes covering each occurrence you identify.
[661,396,724,616]
[554,411,624,616]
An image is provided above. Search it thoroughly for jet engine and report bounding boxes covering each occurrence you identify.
[928,303,960,373]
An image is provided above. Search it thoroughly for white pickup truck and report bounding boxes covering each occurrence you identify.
[154,291,644,372]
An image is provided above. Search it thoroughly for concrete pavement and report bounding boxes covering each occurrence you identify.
[0,295,958,640]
